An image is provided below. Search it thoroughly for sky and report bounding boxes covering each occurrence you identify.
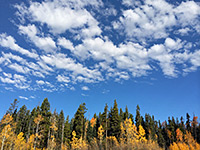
[0,0,200,122]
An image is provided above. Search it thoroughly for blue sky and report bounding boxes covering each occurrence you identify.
[0,0,200,122]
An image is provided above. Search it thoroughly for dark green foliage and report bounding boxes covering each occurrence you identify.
[15,105,29,135]
[123,105,129,120]
[64,115,71,144]
[87,121,93,143]
[40,98,52,148]
[108,100,121,140]
[73,103,87,139]
[57,110,65,147]
[186,113,191,132]
[6,99,19,115]
[157,121,165,148]
[135,105,142,130]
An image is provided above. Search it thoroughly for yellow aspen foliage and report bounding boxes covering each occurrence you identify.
[97,125,104,145]
[48,135,57,150]
[71,131,79,149]
[90,117,96,127]
[169,142,179,150]
[120,122,126,146]
[177,142,189,150]
[176,128,183,142]
[14,132,26,150]
[167,129,172,140]
[27,134,35,150]
[0,124,15,150]
[34,114,43,124]
[138,125,147,142]
[107,136,119,148]
[124,118,139,143]
[0,114,13,125]
[184,131,195,145]
[77,136,87,150]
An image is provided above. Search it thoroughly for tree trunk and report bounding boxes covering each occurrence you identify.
[34,121,40,150]
[105,112,107,150]
[61,122,64,150]
[1,135,5,150]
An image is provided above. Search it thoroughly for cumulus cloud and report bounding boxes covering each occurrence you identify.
[81,86,89,91]
[19,24,56,52]
[16,0,102,37]
[41,53,103,83]
[57,37,74,50]
[0,34,38,59]
[0,73,30,89]
[56,74,70,83]
[116,0,200,42]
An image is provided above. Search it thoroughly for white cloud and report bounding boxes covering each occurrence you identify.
[36,80,45,85]
[0,0,199,91]
[57,37,74,50]
[0,73,29,89]
[19,24,56,52]
[16,0,102,36]
[19,96,28,100]
[41,53,103,83]
[115,0,200,42]
[0,33,38,59]
[82,86,89,91]
[56,74,70,83]
[8,63,30,74]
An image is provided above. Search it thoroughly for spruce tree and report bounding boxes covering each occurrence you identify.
[57,110,65,148]
[64,115,71,144]
[123,105,129,120]
[73,103,87,139]
[135,105,142,130]
[186,113,191,132]
[108,100,121,140]
[40,98,51,148]
[6,99,19,115]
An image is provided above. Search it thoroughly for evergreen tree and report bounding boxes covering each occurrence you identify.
[135,105,142,130]
[6,99,19,115]
[64,115,71,144]
[123,105,129,120]
[40,98,51,148]
[73,103,87,139]
[108,100,121,140]
[186,113,191,132]
[57,110,65,148]
[157,121,165,148]
[16,105,28,135]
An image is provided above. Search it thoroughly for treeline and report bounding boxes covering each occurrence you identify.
[0,98,200,150]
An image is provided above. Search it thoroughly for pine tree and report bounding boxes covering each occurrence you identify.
[40,98,51,148]
[157,121,165,148]
[6,99,19,115]
[101,103,108,150]
[108,100,121,140]
[123,106,129,120]
[57,110,65,149]
[186,113,191,132]
[73,103,87,139]
[135,105,142,131]
[64,115,71,144]
[16,105,28,135]
[86,121,93,143]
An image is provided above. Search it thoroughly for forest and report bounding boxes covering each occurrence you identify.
[0,98,199,150]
